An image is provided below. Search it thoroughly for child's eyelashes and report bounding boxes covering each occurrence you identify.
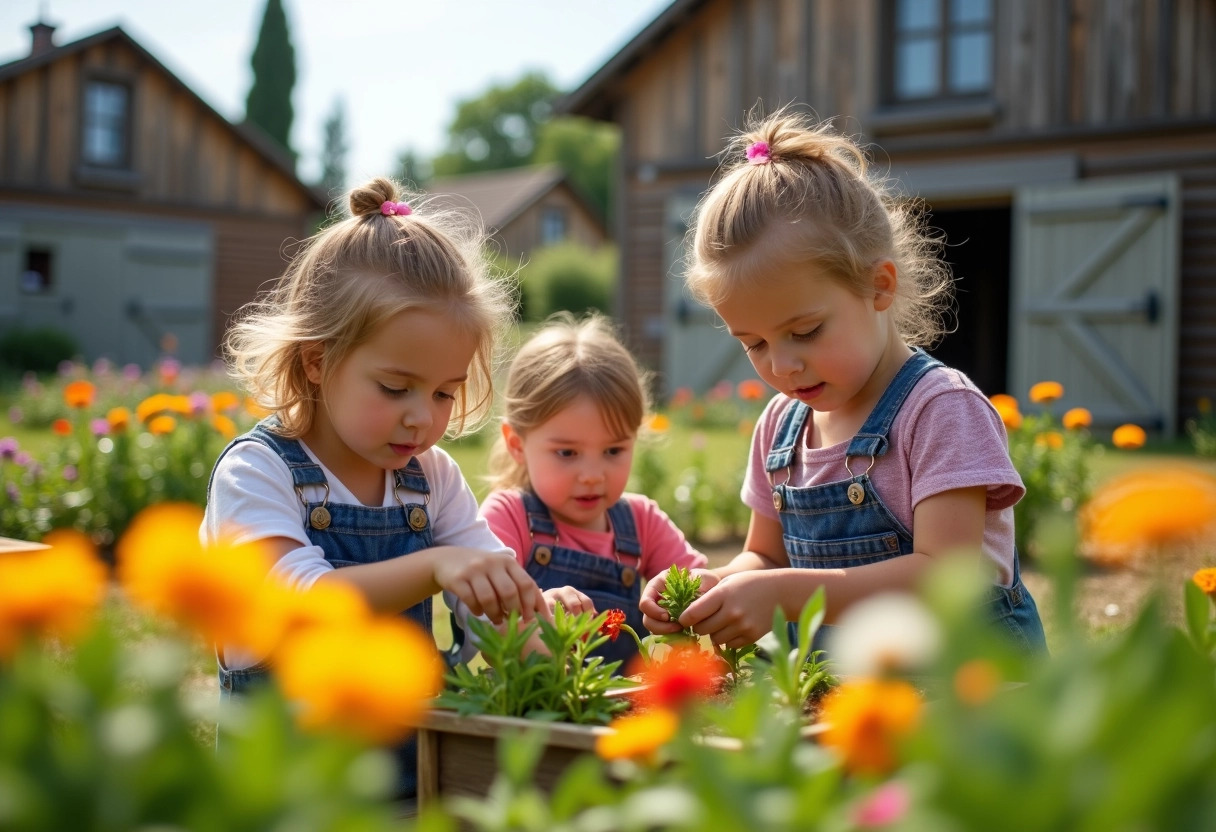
[793,326,822,341]
[378,383,406,397]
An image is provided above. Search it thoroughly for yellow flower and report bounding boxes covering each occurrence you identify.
[148,415,177,435]
[1080,467,1216,565]
[136,393,173,423]
[63,380,96,409]
[819,679,923,776]
[211,414,237,440]
[117,504,274,648]
[1193,568,1216,597]
[1062,408,1092,430]
[258,579,372,658]
[989,395,1022,431]
[1028,381,1064,404]
[0,529,107,659]
[167,395,193,416]
[1112,424,1146,449]
[595,709,679,762]
[244,397,272,419]
[107,407,131,432]
[647,413,671,434]
[1034,431,1064,450]
[275,616,443,744]
[953,659,1002,706]
[211,391,240,413]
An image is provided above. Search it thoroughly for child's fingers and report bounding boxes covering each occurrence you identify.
[450,580,484,619]
[678,587,722,630]
[506,561,543,620]
[638,595,668,621]
[641,612,684,635]
[468,574,504,623]
[485,567,524,620]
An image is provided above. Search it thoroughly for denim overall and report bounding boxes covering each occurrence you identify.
[520,490,645,671]
[209,420,434,797]
[766,349,1047,654]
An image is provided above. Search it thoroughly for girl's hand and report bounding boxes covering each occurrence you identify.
[679,571,780,649]
[433,548,544,624]
[639,567,720,635]
[543,585,597,618]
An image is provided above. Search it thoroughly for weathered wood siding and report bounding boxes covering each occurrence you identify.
[496,183,608,262]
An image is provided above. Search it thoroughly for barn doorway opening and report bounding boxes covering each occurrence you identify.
[925,205,1012,396]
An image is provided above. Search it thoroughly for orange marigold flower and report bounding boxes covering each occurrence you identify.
[1034,431,1064,450]
[1062,407,1092,430]
[52,418,72,437]
[1079,467,1216,565]
[211,391,240,413]
[275,616,443,744]
[244,397,272,419]
[0,529,107,658]
[600,608,627,642]
[737,379,767,401]
[1112,424,1146,449]
[670,387,694,408]
[989,393,1019,413]
[596,708,679,762]
[148,415,177,436]
[647,413,671,434]
[117,504,274,648]
[136,393,173,423]
[107,407,131,432]
[989,395,1021,431]
[819,679,923,776]
[632,645,723,712]
[1028,381,1064,404]
[63,380,96,409]
[257,579,372,657]
[1193,568,1216,597]
[953,659,1002,706]
[211,414,237,440]
[167,395,193,416]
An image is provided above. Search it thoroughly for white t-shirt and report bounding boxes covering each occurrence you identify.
[202,437,510,667]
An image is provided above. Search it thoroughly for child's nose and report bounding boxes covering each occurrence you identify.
[578,464,605,484]
[401,401,432,431]
[770,345,802,377]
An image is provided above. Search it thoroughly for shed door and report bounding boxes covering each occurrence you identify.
[1011,175,1180,434]
[662,192,759,393]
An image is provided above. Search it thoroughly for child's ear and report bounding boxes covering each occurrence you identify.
[872,260,898,312]
[502,422,526,464]
[301,344,324,385]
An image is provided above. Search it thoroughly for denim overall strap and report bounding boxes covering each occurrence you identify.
[765,401,812,473]
[393,458,430,495]
[519,491,645,672]
[845,348,942,459]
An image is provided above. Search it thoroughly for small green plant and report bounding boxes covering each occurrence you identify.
[753,588,835,710]
[1186,397,1216,457]
[438,607,631,725]
[657,564,702,643]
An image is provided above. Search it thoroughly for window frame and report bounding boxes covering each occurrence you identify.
[539,205,568,247]
[881,0,995,106]
[79,74,135,170]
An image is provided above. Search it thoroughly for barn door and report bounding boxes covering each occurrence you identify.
[1011,175,1180,435]
[662,191,760,394]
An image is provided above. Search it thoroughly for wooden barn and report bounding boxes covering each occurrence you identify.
[428,164,608,264]
[0,22,324,367]
[561,0,1216,435]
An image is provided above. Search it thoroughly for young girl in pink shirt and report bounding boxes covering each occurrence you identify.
[640,111,1046,654]
[480,314,708,668]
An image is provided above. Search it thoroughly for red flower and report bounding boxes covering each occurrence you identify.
[600,609,626,641]
[632,646,723,711]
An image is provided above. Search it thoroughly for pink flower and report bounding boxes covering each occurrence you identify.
[380,200,413,216]
[853,781,910,828]
[746,141,771,165]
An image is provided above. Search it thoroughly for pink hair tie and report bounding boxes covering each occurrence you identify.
[746,141,772,165]
[380,200,413,216]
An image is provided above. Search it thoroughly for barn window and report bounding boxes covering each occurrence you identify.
[82,79,132,167]
[20,248,53,294]
[540,206,568,246]
[887,0,992,103]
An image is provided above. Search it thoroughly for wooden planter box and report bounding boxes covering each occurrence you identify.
[415,708,830,808]
[416,710,611,806]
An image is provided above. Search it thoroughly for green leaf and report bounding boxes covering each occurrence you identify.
[1183,580,1213,652]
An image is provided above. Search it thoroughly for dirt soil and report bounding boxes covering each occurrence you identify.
[699,540,1212,644]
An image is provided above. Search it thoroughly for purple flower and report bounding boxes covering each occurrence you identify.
[5,482,17,503]
[8,406,22,424]
[188,391,210,416]
[63,464,78,482]
[58,360,76,377]
[0,437,17,460]
[93,357,113,375]
[90,418,111,437]
[122,363,142,381]
[13,451,31,467]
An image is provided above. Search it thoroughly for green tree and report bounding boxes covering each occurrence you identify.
[245,0,297,163]
[396,148,430,189]
[431,72,560,177]
[318,96,348,196]
[534,116,619,221]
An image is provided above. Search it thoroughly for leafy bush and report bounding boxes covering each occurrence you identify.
[0,327,78,374]
[1187,397,1216,457]
[519,243,616,321]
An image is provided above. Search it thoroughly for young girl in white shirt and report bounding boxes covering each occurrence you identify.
[203,177,550,797]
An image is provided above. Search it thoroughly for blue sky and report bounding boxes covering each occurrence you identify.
[0,0,671,186]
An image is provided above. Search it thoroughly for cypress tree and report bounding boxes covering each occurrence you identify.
[245,0,297,163]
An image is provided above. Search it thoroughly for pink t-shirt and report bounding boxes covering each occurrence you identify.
[479,490,708,580]
[743,365,1024,586]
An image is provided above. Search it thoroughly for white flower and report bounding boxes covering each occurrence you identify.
[826,592,941,677]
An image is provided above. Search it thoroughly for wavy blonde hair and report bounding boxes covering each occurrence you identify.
[687,107,952,347]
[487,313,651,492]
[225,177,514,438]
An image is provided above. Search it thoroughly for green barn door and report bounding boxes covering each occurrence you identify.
[1011,175,1181,435]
